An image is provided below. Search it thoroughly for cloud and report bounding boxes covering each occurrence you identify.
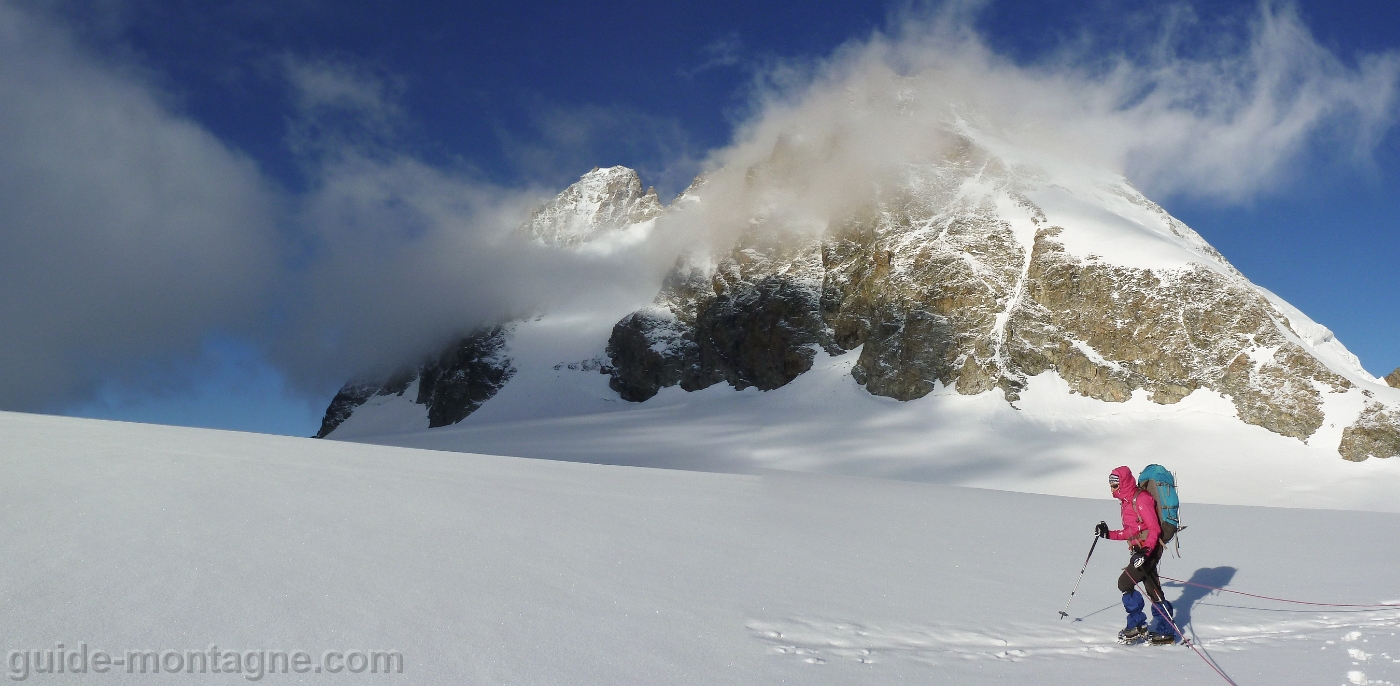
[281,55,407,157]
[0,0,279,411]
[256,59,685,388]
[701,1,1400,210]
[0,1,676,414]
[284,56,400,116]
[270,148,681,389]
[679,32,746,78]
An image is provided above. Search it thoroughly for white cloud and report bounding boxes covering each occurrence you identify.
[679,32,746,78]
[273,150,677,389]
[703,1,1400,209]
[284,56,400,117]
[0,0,279,410]
[281,55,407,157]
[257,58,673,386]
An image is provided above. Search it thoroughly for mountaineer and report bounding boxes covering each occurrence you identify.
[1097,465,1178,645]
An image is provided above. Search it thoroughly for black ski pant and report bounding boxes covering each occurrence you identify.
[1117,544,1164,602]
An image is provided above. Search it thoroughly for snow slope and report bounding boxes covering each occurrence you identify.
[5,409,1400,685]
[331,308,1400,514]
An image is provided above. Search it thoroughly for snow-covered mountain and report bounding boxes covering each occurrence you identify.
[315,123,1400,498]
[517,165,662,249]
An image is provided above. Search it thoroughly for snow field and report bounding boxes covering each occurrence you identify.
[5,410,1400,684]
[341,330,1400,514]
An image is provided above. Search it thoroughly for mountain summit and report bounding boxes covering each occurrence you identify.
[518,166,661,247]
[315,125,1400,472]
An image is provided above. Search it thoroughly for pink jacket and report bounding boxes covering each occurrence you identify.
[1108,465,1160,552]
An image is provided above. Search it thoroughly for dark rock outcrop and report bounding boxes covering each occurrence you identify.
[314,327,514,437]
[314,369,414,438]
[606,311,691,402]
[1386,368,1400,389]
[416,327,516,428]
[693,274,838,392]
[606,274,840,401]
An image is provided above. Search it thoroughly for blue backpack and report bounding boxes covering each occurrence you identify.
[1138,464,1181,545]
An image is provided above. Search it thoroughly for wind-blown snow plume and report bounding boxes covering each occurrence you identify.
[679,1,1400,254]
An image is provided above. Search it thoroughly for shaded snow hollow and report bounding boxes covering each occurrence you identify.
[6,410,1400,685]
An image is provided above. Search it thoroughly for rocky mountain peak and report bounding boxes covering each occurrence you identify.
[1387,367,1400,389]
[317,128,1400,463]
[519,166,661,247]
[603,130,1400,459]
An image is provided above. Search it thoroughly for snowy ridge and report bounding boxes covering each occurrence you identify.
[957,119,1235,273]
[1255,284,1379,384]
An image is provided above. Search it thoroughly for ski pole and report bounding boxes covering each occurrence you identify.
[1058,534,1100,619]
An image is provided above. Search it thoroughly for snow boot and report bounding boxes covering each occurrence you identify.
[1117,624,1149,644]
[1148,600,1178,644]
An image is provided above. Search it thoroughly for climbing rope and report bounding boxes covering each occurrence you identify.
[1133,580,1240,686]
[1160,576,1400,609]
[1128,576,1400,685]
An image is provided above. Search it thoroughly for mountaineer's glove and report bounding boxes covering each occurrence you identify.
[1095,521,1110,539]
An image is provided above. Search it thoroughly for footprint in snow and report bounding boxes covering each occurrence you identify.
[748,617,1113,667]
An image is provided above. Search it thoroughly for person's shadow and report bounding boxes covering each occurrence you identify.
[1164,566,1237,630]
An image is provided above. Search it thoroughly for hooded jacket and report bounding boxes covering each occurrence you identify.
[1108,465,1161,552]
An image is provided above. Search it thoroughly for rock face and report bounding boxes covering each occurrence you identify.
[606,229,842,401]
[605,133,1367,448]
[1007,228,1348,439]
[314,327,514,437]
[1387,368,1400,389]
[518,166,661,247]
[415,327,517,428]
[1340,402,1400,461]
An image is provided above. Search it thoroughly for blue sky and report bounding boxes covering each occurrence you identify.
[2,0,1396,436]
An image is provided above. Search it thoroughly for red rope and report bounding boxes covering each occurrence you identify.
[1133,581,1239,686]
[1160,576,1400,609]
[1136,576,1400,685]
